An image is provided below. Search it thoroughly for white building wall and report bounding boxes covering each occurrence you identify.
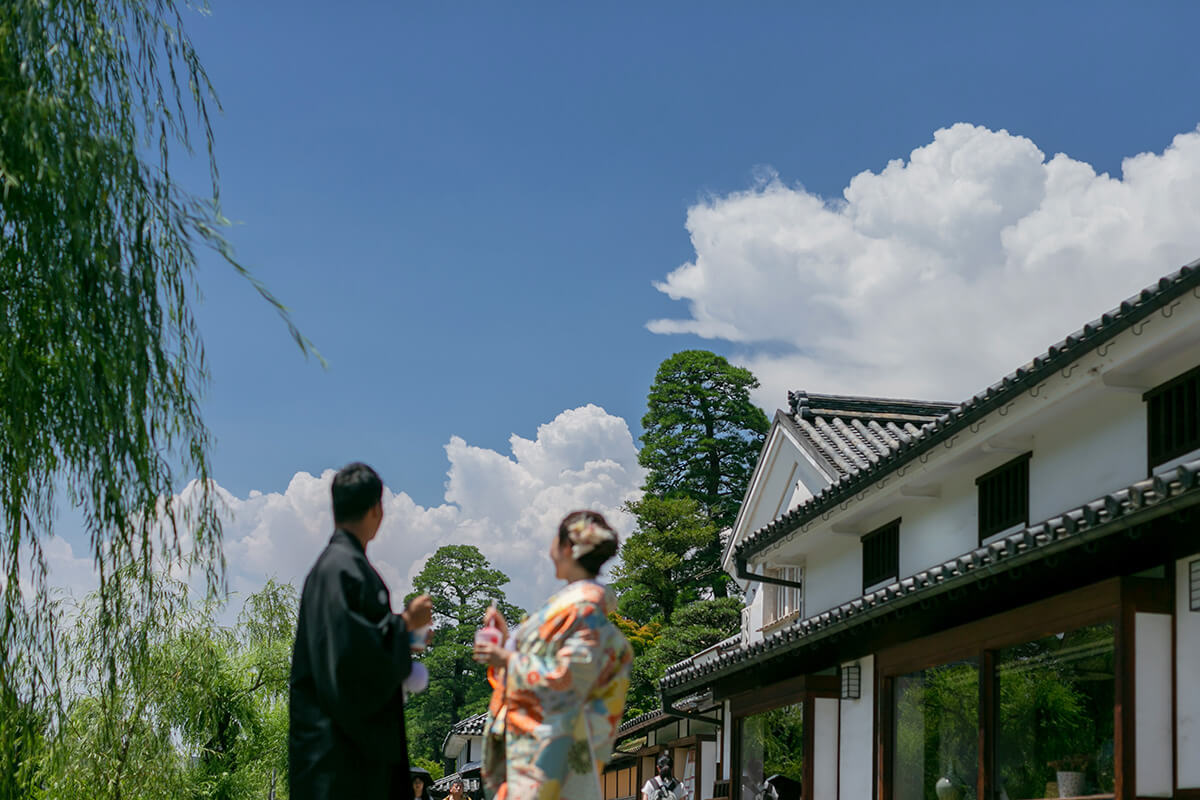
[803,538,861,620]
[1027,392,1146,523]
[722,700,732,781]
[700,740,717,800]
[1177,556,1200,790]
[898,472,977,578]
[745,579,766,644]
[1135,612,1172,797]
[812,697,839,800]
[838,656,873,800]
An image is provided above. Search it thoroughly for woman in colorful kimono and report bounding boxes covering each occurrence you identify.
[472,510,633,800]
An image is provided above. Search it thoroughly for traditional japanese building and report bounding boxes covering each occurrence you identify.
[437,712,486,800]
[602,701,725,800]
[660,259,1200,800]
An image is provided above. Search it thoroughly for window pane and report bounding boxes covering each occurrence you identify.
[739,704,804,800]
[995,623,1115,800]
[893,659,979,800]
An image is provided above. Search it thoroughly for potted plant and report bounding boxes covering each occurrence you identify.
[1047,755,1088,798]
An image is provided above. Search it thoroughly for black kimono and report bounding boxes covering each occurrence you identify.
[289,529,416,800]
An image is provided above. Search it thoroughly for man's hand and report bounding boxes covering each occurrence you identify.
[402,594,433,631]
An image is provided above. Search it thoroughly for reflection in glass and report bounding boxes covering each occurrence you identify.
[892,659,979,800]
[995,623,1115,800]
[739,704,804,800]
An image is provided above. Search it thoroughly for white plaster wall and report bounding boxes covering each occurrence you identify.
[1027,391,1146,523]
[746,576,766,644]
[722,700,732,781]
[838,656,873,800]
[744,453,799,535]
[740,427,828,543]
[812,697,839,800]
[898,471,977,577]
[700,740,717,800]
[803,538,861,619]
[1178,556,1200,789]
[1136,612,1173,797]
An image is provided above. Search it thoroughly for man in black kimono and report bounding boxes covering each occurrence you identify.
[289,462,434,800]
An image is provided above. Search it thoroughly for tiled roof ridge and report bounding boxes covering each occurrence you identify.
[450,711,488,734]
[664,455,1200,693]
[618,709,666,734]
[736,259,1200,561]
[788,390,956,422]
[441,711,488,753]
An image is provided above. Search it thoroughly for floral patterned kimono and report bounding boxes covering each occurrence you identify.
[483,579,632,800]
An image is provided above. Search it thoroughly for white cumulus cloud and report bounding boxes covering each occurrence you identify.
[649,122,1200,407]
[47,404,644,615]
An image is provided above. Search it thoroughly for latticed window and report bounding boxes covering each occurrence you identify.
[763,565,803,625]
[1146,364,1200,469]
[977,453,1031,542]
[861,519,899,592]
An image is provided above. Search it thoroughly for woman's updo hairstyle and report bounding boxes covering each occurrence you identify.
[557,510,619,577]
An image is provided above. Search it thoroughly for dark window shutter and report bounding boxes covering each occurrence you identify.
[862,519,900,592]
[1146,364,1200,469]
[977,453,1031,542]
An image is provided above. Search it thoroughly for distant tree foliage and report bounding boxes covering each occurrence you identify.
[615,350,768,717]
[622,598,741,718]
[404,545,523,766]
[40,575,298,800]
[639,350,770,528]
[612,495,723,622]
[0,2,309,793]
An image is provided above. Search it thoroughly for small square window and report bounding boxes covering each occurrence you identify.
[862,519,900,592]
[976,453,1031,543]
[1145,364,1200,470]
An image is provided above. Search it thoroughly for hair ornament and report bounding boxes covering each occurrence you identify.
[566,515,616,560]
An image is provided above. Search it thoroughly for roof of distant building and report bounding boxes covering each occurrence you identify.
[441,712,487,759]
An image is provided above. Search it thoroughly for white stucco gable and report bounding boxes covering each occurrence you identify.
[722,410,834,584]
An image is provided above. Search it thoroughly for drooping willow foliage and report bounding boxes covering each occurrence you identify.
[0,2,311,794]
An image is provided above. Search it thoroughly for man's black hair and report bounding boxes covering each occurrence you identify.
[331,462,383,523]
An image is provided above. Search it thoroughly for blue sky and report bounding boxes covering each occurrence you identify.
[187,2,1200,504]
[47,3,1200,609]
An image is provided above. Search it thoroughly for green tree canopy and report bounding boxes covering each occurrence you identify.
[404,545,524,765]
[639,350,770,527]
[611,495,723,623]
[623,597,741,718]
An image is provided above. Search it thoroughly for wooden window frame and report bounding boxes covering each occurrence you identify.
[1144,363,1200,471]
[727,675,839,800]
[874,576,1169,800]
[862,518,900,593]
[976,452,1031,544]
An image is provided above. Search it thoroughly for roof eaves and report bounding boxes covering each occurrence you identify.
[734,259,1200,563]
[618,709,667,735]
